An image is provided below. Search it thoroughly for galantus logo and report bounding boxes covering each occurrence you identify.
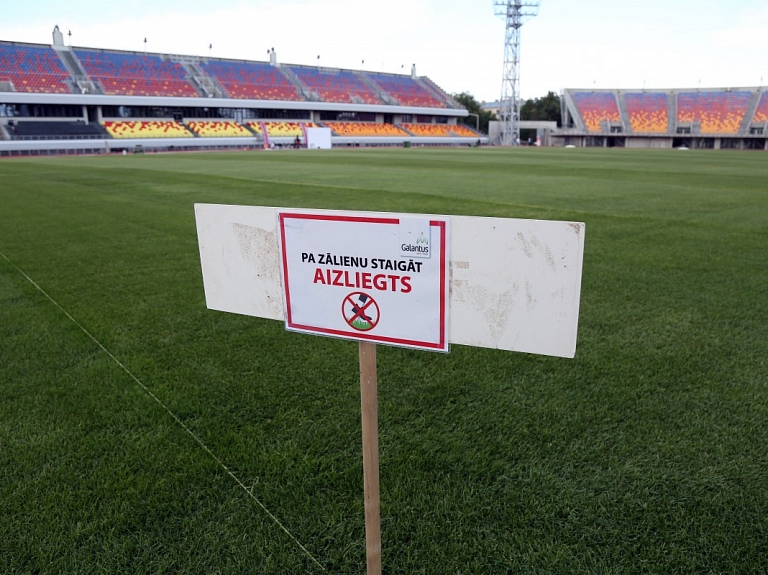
[399,218,431,259]
[401,232,430,256]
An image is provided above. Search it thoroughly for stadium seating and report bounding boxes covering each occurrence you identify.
[250,121,316,137]
[677,91,751,134]
[325,122,409,137]
[401,123,476,137]
[75,50,198,97]
[445,124,478,137]
[185,121,252,137]
[625,93,668,133]
[0,43,70,93]
[102,121,192,138]
[201,61,301,100]
[11,121,104,138]
[366,73,446,108]
[290,68,380,104]
[752,92,768,123]
[571,92,621,132]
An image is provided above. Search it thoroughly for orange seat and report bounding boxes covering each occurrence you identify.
[102,120,192,138]
[677,91,750,134]
[75,50,198,97]
[751,93,768,123]
[626,93,668,133]
[572,92,621,133]
[325,122,409,137]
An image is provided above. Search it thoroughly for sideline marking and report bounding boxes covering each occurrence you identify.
[0,250,326,573]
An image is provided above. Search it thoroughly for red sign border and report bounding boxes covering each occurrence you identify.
[278,212,448,351]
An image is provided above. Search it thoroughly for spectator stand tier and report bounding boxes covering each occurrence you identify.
[185,121,253,138]
[0,43,71,93]
[444,124,479,137]
[201,60,302,101]
[75,50,198,97]
[401,123,477,137]
[251,121,317,137]
[103,121,193,139]
[677,91,752,134]
[625,93,669,133]
[10,121,105,139]
[752,92,768,124]
[325,122,409,137]
[289,68,381,105]
[366,73,446,108]
[572,92,621,133]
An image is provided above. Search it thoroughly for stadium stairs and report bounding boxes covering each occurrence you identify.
[617,92,632,133]
[0,42,71,94]
[53,46,102,95]
[180,61,226,98]
[185,121,256,138]
[418,77,459,108]
[739,91,762,135]
[753,92,768,124]
[355,71,398,105]
[667,93,677,133]
[278,66,317,101]
[74,49,200,97]
[561,91,585,131]
[288,67,377,104]
[256,121,316,138]
[163,54,205,98]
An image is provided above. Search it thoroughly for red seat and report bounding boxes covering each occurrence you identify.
[0,44,70,94]
[677,91,750,134]
[572,92,621,133]
[75,50,198,97]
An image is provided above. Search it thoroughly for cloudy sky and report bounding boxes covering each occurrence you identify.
[2,0,767,102]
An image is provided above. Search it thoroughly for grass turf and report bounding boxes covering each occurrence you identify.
[1,147,767,573]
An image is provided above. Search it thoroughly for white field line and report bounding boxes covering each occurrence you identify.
[0,250,326,572]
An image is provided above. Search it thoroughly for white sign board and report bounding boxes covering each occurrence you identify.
[277,211,449,351]
[306,127,332,149]
[195,204,585,358]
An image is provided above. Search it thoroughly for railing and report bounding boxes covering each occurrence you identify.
[418,77,458,108]
[11,134,105,141]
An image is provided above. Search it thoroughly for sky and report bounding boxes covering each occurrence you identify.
[1,0,767,102]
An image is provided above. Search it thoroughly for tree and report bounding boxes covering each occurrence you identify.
[520,91,561,126]
[518,91,562,143]
[453,91,497,134]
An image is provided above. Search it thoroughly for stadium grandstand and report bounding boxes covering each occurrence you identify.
[556,88,768,150]
[0,29,484,156]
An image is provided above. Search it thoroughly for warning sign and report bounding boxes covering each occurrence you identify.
[343,292,380,331]
[277,210,450,351]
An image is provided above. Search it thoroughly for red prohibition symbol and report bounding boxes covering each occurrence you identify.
[342,292,380,331]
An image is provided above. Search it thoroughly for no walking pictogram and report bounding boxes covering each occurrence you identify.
[343,292,380,331]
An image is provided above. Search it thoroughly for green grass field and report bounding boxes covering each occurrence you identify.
[1,147,767,573]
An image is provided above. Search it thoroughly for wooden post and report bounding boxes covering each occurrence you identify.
[359,341,381,575]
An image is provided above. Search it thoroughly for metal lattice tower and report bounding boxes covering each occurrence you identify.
[494,0,539,146]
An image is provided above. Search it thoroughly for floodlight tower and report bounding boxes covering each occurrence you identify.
[494,0,539,146]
